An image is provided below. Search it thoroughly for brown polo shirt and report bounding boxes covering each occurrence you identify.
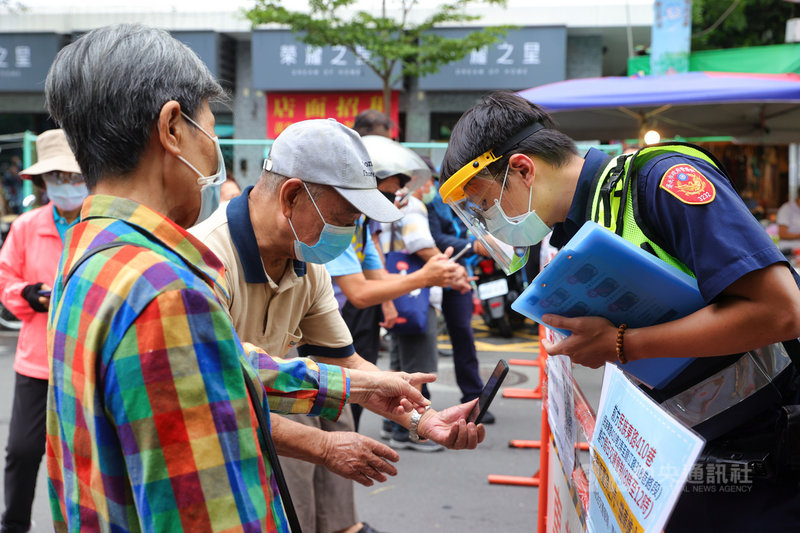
[189,187,354,359]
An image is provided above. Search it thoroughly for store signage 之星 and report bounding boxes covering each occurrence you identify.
[0,33,62,92]
[418,26,567,91]
[252,30,402,91]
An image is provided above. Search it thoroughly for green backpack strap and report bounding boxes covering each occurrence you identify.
[597,154,631,230]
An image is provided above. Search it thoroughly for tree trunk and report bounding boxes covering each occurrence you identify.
[383,79,392,117]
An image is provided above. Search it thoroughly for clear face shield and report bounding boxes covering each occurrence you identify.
[360,135,431,204]
[439,122,548,275]
[446,177,531,275]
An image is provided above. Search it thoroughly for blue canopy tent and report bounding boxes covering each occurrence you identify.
[517,71,800,143]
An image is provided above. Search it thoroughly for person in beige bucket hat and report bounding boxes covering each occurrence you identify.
[20,129,88,214]
[20,129,82,178]
[0,129,85,533]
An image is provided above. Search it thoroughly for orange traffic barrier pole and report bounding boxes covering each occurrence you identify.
[508,358,540,367]
[504,324,547,400]
[488,395,550,489]
[489,320,599,532]
[509,439,542,449]
[503,325,591,454]
[537,412,550,533]
[489,389,551,533]
[505,325,546,452]
[509,439,590,451]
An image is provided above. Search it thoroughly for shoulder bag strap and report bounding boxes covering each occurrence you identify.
[241,366,303,533]
[64,241,303,532]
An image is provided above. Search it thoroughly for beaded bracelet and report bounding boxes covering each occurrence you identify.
[616,323,628,364]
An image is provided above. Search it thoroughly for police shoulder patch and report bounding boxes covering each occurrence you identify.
[659,164,716,205]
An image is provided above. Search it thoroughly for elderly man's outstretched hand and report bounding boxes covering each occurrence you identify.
[418,400,486,450]
[321,431,400,487]
[348,369,435,417]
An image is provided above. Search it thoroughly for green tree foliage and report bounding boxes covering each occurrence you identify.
[0,0,27,13]
[692,0,796,50]
[246,0,509,114]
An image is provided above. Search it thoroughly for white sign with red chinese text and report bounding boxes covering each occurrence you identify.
[547,353,577,478]
[588,364,704,533]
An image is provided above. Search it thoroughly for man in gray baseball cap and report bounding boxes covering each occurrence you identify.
[264,118,401,225]
[191,118,485,533]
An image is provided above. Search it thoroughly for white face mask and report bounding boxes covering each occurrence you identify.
[46,182,88,212]
[482,165,551,246]
[421,187,437,204]
[177,112,226,225]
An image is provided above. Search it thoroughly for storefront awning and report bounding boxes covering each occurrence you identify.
[517,71,800,143]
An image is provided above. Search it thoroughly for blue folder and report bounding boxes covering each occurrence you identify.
[511,222,706,389]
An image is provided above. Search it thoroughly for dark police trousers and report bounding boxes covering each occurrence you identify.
[441,287,484,403]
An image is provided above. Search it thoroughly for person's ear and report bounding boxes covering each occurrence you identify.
[508,153,535,187]
[279,178,304,219]
[157,100,184,157]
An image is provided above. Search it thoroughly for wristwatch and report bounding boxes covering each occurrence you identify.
[409,405,431,443]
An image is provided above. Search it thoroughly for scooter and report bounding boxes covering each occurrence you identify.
[472,256,527,338]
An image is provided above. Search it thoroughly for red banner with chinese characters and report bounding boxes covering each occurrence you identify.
[266,91,399,139]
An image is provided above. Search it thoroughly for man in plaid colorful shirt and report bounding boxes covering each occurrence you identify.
[43,23,431,533]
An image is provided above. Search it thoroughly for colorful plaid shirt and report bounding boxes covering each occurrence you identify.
[46,195,350,533]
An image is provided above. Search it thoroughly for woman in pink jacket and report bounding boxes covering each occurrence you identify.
[0,129,87,533]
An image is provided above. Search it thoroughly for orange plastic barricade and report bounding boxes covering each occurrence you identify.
[501,326,590,453]
[502,324,547,456]
[503,325,547,400]
[488,323,596,533]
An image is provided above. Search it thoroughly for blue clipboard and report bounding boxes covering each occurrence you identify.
[511,222,706,388]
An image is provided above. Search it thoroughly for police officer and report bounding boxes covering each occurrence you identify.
[438,91,800,531]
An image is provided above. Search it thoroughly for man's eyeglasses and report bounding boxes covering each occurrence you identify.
[42,171,84,186]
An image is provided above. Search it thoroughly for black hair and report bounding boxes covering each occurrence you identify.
[441,91,577,182]
[353,109,394,137]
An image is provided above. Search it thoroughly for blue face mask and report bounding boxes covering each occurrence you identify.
[177,112,226,225]
[483,164,551,246]
[287,182,356,264]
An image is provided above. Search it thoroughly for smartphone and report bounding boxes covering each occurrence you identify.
[449,243,472,263]
[38,289,51,297]
[468,359,509,424]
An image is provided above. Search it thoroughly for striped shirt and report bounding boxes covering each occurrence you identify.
[46,195,349,532]
[379,196,436,254]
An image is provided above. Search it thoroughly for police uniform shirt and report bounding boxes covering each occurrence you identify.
[551,147,800,303]
[189,186,355,359]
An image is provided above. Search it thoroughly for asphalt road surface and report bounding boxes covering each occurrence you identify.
[0,318,604,533]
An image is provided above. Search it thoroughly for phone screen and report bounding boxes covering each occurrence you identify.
[468,359,509,424]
